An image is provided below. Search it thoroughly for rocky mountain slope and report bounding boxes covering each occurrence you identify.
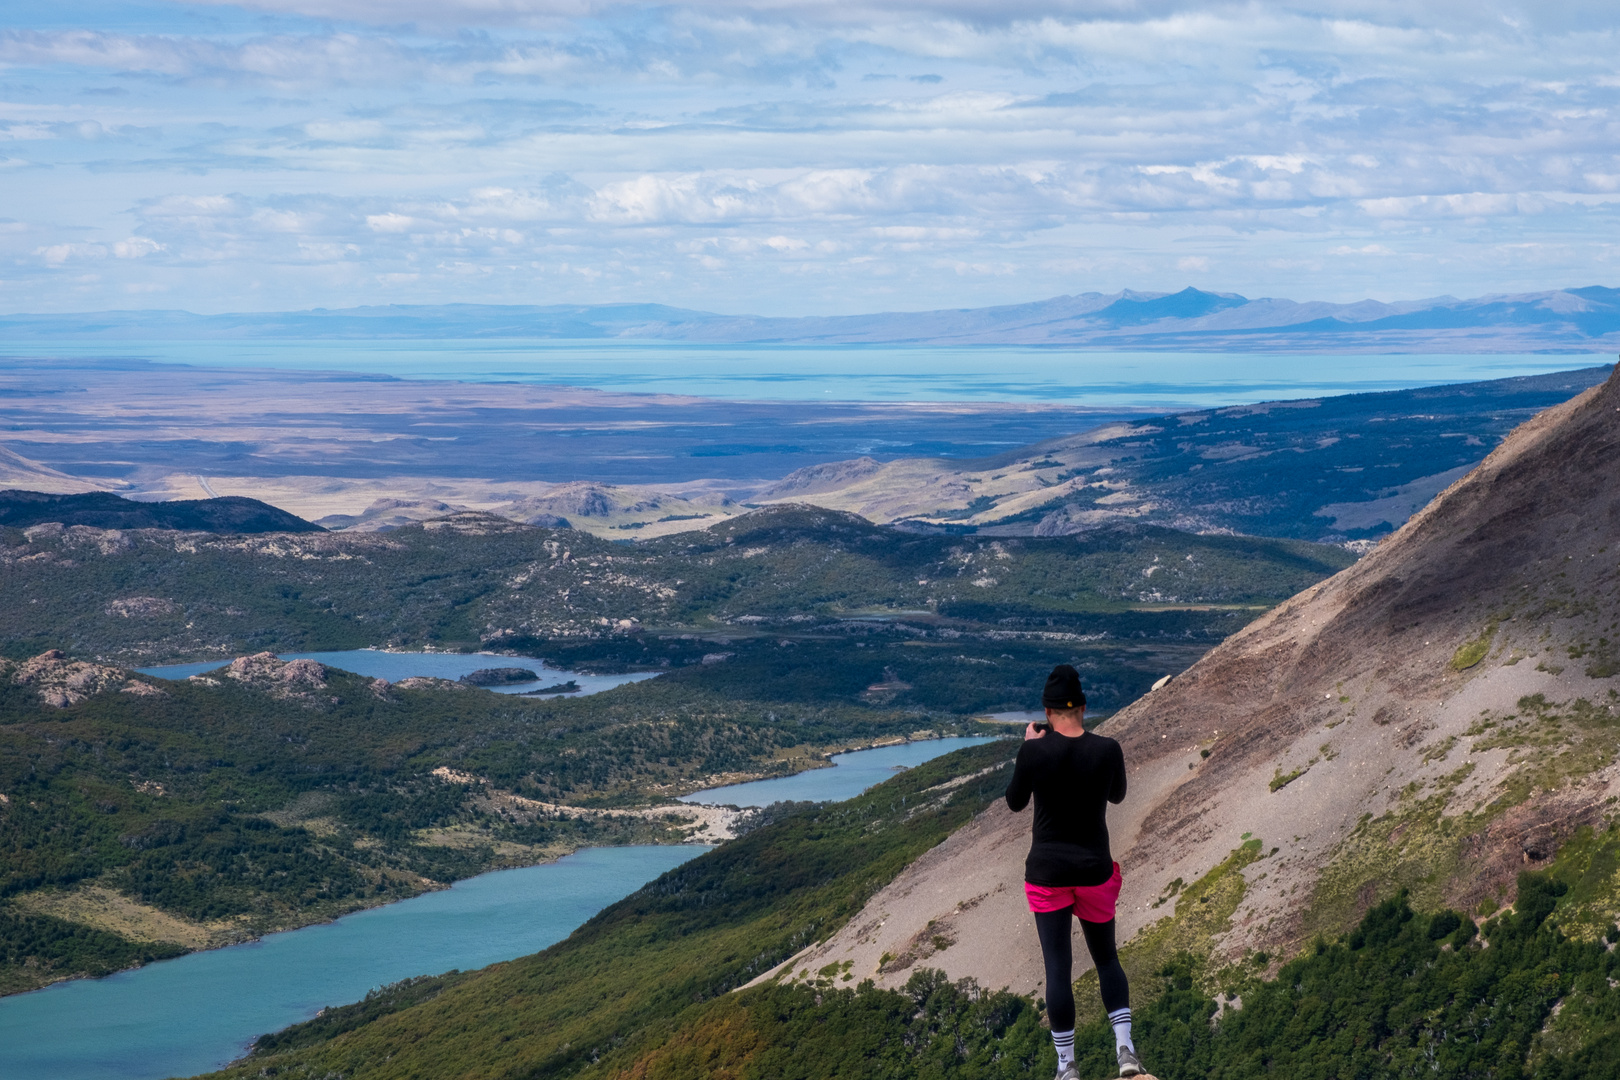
[782,364,1620,998]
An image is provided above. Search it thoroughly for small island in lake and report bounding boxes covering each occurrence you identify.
[459,667,540,686]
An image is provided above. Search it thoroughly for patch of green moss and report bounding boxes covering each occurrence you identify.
[1420,734,1459,764]
[1585,636,1620,678]
[1269,767,1303,792]
[1074,838,1262,1021]
[1450,620,1498,671]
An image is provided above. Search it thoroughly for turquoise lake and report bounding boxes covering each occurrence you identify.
[0,738,993,1080]
[6,338,1600,408]
[137,649,659,697]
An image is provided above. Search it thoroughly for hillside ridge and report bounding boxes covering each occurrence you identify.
[0,490,322,534]
[787,364,1620,996]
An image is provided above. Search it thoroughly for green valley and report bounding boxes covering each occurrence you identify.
[0,508,1357,995]
[0,653,970,994]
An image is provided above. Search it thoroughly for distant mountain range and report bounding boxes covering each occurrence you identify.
[7,285,1620,351]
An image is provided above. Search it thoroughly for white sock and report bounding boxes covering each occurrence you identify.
[1108,1007,1134,1053]
[1051,1028,1075,1069]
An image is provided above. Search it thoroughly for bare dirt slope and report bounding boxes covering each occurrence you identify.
[775,365,1620,993]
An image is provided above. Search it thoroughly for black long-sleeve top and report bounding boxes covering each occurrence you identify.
[1005,730,1127,887]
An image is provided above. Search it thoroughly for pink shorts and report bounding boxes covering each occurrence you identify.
[1025,862,1122,922]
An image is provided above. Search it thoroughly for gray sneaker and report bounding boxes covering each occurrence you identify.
[1117,1046,1144,1078]
[1055,1066,1080,1080]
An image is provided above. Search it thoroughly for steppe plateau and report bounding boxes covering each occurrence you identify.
[0,355,1605,542]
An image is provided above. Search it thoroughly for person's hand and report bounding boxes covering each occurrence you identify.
[1024,721,1046,740]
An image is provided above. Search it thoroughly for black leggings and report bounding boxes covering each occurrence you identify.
[1034,908,1129,1032]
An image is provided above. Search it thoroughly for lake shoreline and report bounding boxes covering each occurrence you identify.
[1,735,1000,1079]
[0,846,713,1080]
[1,733,996,1000]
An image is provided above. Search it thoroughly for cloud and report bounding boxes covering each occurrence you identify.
[365,212,416,233]
[0,29,412,84]
[2,0,1619,313]
[7,5,1611,89]
[1357,193,1561,219]
[112,237,164,258]
[34,242,107,265]
[163,0,1620,35]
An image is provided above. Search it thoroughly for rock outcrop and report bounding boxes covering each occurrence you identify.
[9,650,159,707]
[394,676,468,692]
[223,653,329,701]
[105,597,182,618]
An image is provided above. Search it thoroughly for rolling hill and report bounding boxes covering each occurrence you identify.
[0,504,1352,685]
[0,491,321,533]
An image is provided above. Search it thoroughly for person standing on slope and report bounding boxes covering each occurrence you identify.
[1006,664,1142,1080]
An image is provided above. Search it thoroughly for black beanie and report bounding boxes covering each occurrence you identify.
[1041,664,1086,710]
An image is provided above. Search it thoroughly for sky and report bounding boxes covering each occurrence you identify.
[3,1,1620,315]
